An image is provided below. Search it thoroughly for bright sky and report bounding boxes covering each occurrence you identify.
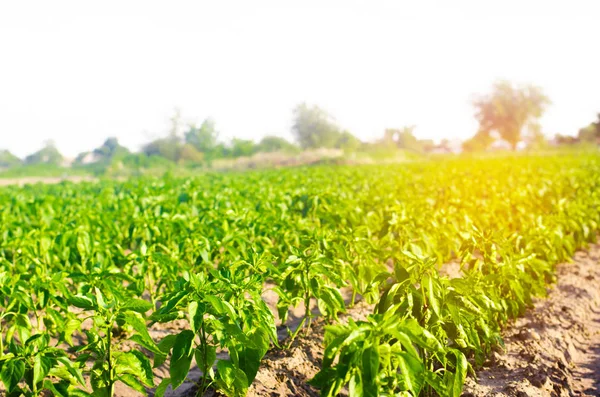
[1,0,599,158]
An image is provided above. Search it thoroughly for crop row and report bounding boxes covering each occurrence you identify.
[0,154,599,396]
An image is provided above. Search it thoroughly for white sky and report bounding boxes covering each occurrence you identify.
[1,0,599,158]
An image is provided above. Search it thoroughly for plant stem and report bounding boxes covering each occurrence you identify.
[199,324,208,396]
[304,261,312,332]
[107,325,115,397]
[286,317,306,349]
[0,321,4,356]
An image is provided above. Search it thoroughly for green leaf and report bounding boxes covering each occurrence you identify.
[349,371,364,397]
[424,275,440,317]
[238,347,262,383]
[194,345,216,374]
[449,350,468,397]
[94,287,109,310]
[154,377,171,397]
[122,312,162,355]
[188,301,205,334]
[63,318,82,346]
[51,357,86,386]
[402,319,444,353]
[169,330,195,389]
[1,359,26,392]
[33,354,53,386]
[361,346,379,397]
[76,231,91,258]
[131,350,154,386]
[397,351,425,396]
[216,360,248,396]
[68,295,97,310]
[119,373,147,395]
[156,334,177,353]
[154,334,178,368]
[122,298,154,313]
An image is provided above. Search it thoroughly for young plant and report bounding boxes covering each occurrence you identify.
[152,258,277,397]
[271,240,346,345]
[68,287,160,396]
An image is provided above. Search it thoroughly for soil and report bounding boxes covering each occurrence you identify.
[463,243,600,397]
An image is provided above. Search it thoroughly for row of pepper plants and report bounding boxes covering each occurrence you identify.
[0,153,599,396]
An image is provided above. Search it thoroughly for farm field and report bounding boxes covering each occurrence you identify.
[1,153,599,397]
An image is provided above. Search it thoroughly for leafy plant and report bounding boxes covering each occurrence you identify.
[152,258,277,397]
[68,287,159,396]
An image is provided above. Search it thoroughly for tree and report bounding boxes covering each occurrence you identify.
[384,126,422,151]
[554,134,578,145]
[473,81,550,150]
[522,123,548,149]
[577,113,600,143]
[0,150,21,168]
[256,136,298,153]
[230,139,257,158]
[185,119,218,153]
[462,130,494,152]
[292,103,341,149]
[178,144,204,163]
[25,140,63,165]
[335,130,362,151]
[142,110,187,162]
[93,137,130,159]
[142,138,180,162]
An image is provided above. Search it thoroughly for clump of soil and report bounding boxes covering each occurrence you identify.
[463,244,600,397]
[247,323,324,397]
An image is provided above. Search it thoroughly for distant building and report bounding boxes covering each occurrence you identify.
[74,151,102,165]
[81,152,101,164]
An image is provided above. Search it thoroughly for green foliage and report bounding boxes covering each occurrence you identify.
[577,113,600,143]
[461,131,494,152]
[256,136,299,153]
[0,153,599,396]
[178,144,204,164]
[184,119,219,153]
[68,287,159,397]
[24,141,63,166]
[310,315,467,397]
[153,258,276,396]
[230,138,258,158]
[93,138,130,160]
[142,136,181,162]
[383,126,423,152]
[335,130,362,152]
[0,150,21,168]
[292,103,342,149]
[74,138,130,166]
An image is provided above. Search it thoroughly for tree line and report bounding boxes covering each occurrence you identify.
[2,81,599,171]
